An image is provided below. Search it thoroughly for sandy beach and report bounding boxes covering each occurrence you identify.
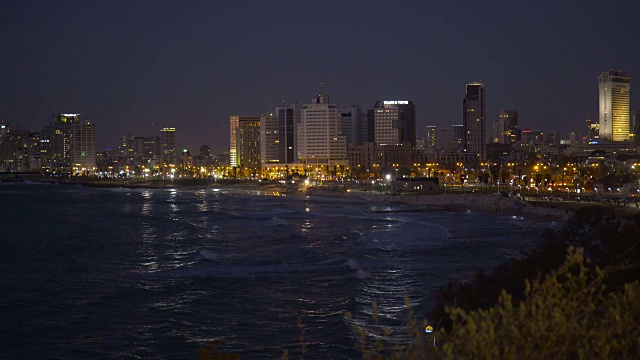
[24,177,638,221]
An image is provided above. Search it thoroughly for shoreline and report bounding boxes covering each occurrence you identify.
[10,178,637,221]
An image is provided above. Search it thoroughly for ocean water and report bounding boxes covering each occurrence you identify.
[0,183,553,359]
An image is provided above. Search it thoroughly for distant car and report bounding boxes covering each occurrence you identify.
[500,191,509,198]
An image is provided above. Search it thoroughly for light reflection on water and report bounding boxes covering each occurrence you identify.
[0,184,554,359]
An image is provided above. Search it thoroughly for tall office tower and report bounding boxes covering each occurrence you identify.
[341,105,363,146]
[463,82,486,160]
[276,103,301,163]
[451,124,465,152]
[437,127,452,151]
[373,100,416,147]
[598,70,630,141]
[425,125,437,149]
[364,107,376,143]
[160,127,176,157]
[493,110,519,144]
[120,135,134,157]
[42,113,81,171]
[230,116,259,167]
[134,136,159,159]
[297,92,346,166]
[632,110,640,144]
[260,113,280,165]
[0,125,28,171]
[71,120,96,172]
[236,117,261,171]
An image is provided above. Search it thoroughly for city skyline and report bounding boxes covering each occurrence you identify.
[1,1,639,152]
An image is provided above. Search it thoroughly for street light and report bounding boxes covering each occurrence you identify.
[425,326,435,348]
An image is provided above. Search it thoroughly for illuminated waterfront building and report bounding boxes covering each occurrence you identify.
[42,113,81,172]
[373,100,416,148]
[297,92,346,168]
[229,116,259,167]
[160,127,176,156]
[236,116,261,173]
[260,113,280,166]
[71,120,96,172]
[598,70,630,141]
[463,82,486,160]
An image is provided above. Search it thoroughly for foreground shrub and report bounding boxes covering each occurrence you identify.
[439,248,640,359]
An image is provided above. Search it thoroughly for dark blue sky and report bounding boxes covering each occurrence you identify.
[1,0,638,152]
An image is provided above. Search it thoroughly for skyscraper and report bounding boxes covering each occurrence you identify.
[230,116,259,167]
[493,110,519,144]
[425,125,437,150]
[451,124,465,152]
[260,113,280,165]
[276,103,301,163]
[42,113,81,171]
[160,127,176,157]
[598,70,631,141]
[297,92,346,167]
[236,117,261,172]
[71,120,96,172]
[373,100,416,147]
[341,105,364,146]
[463,82,486,160]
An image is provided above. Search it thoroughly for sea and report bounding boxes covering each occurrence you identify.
[0,183,555,359]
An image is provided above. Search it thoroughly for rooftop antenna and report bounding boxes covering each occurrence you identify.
[320,82,324,95]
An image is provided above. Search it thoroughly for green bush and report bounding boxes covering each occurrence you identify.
[439,248,640,359]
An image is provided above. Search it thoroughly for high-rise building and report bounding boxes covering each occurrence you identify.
[373,100,416,148]
[364,107,376,143]
[341,105,364,146]
[463,82,486,160]
[260,113,280,166]
[160,127,176,157]
[0,125,33,171]
[425,125,437,150]
[276,104,301,163]
[297,92,346,167]
[598,70,630,141]
[71,120,96,172]
[493,110,519,144]
[236,117,261,172]
[42,113,81,171]
[230,116,259,167]
[437,127,452,151]
[452,124,465,152]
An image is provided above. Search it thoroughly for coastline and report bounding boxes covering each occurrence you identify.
[14,177,637,221]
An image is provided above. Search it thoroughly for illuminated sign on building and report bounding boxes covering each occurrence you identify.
[383,100,409,105]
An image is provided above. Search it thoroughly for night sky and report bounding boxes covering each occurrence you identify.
[1,0,639,153]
